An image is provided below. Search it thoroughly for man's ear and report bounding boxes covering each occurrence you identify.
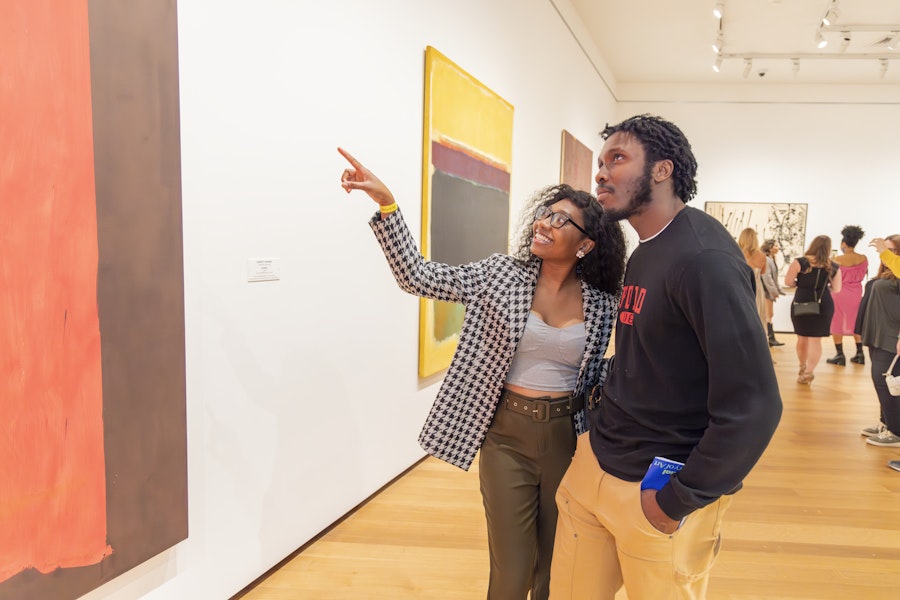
[653,159,674,183]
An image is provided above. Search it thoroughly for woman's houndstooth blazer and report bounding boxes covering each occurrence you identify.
[371,210,618,471]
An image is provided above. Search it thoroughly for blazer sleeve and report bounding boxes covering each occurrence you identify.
[881,250,900,279]
[369,209,496,304]
[760,258,780,300]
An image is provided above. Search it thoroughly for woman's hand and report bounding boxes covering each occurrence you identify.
[870,238,889,254]
[338,147,395,207]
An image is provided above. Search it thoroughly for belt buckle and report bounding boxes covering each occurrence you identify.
[532,399,550,423]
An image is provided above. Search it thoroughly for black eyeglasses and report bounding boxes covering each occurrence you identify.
[534,205,589,236]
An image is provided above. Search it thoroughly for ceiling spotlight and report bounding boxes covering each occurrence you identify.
[880,59,889,79]
[816,32,828,49]
[839,32,850,52]
[713,1,724,19]
[712,34,724,54]
[713,56,723,73]
[888,33,897,51]
[742,58,752,78]
[792,59,800,76]
[822,6,840,27]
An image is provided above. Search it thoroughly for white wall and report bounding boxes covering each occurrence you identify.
[80,1,617,599]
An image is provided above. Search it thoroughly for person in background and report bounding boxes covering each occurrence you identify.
[826,225,868,365]
[784,235,842,384]
[738,227,769,337]
[760,239,786,346]
[337,147,626,600]
[856,235,900,455]
[550,115,782,599]
[871,236,900,278]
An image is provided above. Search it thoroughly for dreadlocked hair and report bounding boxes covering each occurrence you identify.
[601,114,698,203]
[512,184,626,295]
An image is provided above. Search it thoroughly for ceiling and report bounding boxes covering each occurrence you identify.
[568,0,900,86]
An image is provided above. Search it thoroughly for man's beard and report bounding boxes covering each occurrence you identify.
[604,164,654,222]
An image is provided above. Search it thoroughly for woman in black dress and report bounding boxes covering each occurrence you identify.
[784,235,842,384]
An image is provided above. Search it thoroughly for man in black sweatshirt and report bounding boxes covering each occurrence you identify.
[550,115,782,599]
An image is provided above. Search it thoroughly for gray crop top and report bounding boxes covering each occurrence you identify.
[505,312,586,391]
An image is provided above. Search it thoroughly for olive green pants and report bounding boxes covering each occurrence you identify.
[478,401,577,600]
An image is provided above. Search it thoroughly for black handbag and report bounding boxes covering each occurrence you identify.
[791,264,822,317]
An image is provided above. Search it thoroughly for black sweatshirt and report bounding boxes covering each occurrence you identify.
[590,207,783,521]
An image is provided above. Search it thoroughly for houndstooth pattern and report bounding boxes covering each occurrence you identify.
[371,210,617,471]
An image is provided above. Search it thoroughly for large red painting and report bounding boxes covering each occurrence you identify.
[0,0,111,580]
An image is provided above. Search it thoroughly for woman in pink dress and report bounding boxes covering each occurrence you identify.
[827,225,868,365]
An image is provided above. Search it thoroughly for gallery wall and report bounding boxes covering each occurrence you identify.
[80,0,617,598]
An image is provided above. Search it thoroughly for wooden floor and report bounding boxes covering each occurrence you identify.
[239,334,900,599]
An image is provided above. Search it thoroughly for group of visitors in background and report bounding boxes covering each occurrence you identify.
[746,222,900,473]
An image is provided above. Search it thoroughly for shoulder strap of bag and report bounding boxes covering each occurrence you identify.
[812,268,823,303]
[798,257,823,302]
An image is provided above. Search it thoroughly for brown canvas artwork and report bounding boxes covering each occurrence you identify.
[560,130,594,193]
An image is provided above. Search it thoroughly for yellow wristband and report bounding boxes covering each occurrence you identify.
[379,202,399,214]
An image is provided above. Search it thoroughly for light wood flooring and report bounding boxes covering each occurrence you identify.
[238,334,900,599]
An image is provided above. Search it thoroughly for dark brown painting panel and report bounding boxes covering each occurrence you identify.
[0,1,188,598]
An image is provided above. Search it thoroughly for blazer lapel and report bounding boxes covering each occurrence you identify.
[509,259,540,354]
[580,281,603,373]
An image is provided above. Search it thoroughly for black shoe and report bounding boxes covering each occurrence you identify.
[768,337,785,347]
[850,351,865,365]
[826,353,846,366]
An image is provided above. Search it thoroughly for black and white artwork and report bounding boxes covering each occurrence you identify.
[704,202,808,279]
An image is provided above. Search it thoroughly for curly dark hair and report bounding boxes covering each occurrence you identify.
[840,225,865,248]
[600,114,698,203]
[760,239,777,254]
[512,184,626,295]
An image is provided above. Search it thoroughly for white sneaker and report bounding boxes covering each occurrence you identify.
[866,428,900,447]
[861,423,886,437]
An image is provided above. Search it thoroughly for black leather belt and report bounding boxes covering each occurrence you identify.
[500,389,584,423]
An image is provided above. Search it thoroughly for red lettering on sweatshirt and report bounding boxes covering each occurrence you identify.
[618,285,647,326]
